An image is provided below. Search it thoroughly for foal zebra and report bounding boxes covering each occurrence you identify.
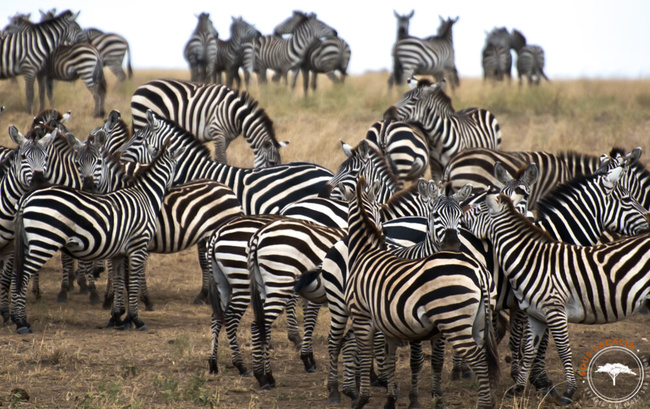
[390,78,501,181]
[462,190,650,404]
[0,10,82,114]
[11,142,184,333]
[184,12,218,83]
[131,79,287,168]
[344,177,499,409]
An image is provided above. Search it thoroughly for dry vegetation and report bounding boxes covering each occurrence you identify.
[0,71,649,409]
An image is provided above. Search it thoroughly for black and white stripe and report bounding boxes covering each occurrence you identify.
[481,44,512,83]
[510,29,549,86]
[0,10,82,114]
[79,27,133,82]
[296,37,351,96]
[184,12,218,83]
[131,79,287,168]
[390,78,501,181]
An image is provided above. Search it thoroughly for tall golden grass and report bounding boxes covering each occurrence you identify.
[0,71,649,409]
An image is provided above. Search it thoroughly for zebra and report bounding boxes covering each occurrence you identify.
[343,176,499,409]
[0,10,82,114]
[120,110,335,214]
[184,12,218,83]
[212,16,261,88]
[481,44,512,83]
[0,126,54,324]
[11,142,184,334]
[394,10,414,41]
[77,28,132,82]
[295,37,351,97]
[248,217,347,388]
[131,79,288,168]
[244,13,338,87]
[509,29,549,86]
[390,77,501,181]
[389,16,459,90]
[462,186,650,404]
[39,42,107,117]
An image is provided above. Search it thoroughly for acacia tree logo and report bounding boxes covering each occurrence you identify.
[585,345,648,406]
[596,363,637,386]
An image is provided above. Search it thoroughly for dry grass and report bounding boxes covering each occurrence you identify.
[0,71,650,408]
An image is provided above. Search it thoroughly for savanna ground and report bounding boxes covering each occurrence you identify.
[0,70,649,409]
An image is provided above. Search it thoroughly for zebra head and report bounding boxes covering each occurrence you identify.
[8,125,54,189]
[120,110,163,163]
[230,16,261,44]
[493,161,538,217]
[68,131,106,192]
[273,10,308,36]
[394,9,414,40]
[99,109,131,154]
[390,78,453,123]
[420,180,473,251]
[195,12,218,39]
[598,166,650,236]
[302,13,338,40]
[462,192,527,241]
[341,176,384,243]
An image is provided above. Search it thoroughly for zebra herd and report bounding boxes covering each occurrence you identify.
[0,32,648,409]
[183,10,351,97]
[0,9,132,117]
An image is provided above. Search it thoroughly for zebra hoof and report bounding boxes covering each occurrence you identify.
[558,395,574,405]
[192,290,208,305]
[352,395,370,409]
[328,388,341,404]
[102,297,112,310]
[56,291,68,303]
[505,384,524,398]
[234,363,250,376]
[462,370,474,380]
[208,358,218,375]
[342,388,358,401]
[137,324,148,331]
[89,292,101,305]
[16,326,32,334]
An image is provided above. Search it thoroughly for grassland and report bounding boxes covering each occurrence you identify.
[0,70,649,408]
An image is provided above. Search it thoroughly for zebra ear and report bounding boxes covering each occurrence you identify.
[427,180,440,200]
[338,183,355,201]
[417,178,428,200]
[367,180,381,203]
[493,162,512,184]
[454,183,473,203]
[357,140,370,159]
[8,125,25,145]
[626,147,642,166]
[522,163,539,186]
[93,130,107,147]
[485,193,500,214]
[340,140,353,157]
[67,133,83,152]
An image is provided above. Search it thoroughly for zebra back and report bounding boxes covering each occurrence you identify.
[184,12,218,83]
[131,79,287,168]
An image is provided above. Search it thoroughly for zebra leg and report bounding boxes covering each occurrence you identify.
[429,338,445,402]
[341,327,359,402]
[109,64,127,82]
[509,315,547,399]
[124,253,148,330]
[224,296,250,375]
[508,307,527,382]
[545,311,576,404]
[285,294,302,348]
[450,353,474,380]
[300,300,321,372]
[450,341,495,409]
[383,339,400,409]
[0,260,13,324]
[301,67,310,97]
[78,260,101,305]
[103,259,115,310]
[192,239,210,305]
[408,341,424,409]
[528,330,558,397]
[31,271,41,301]
[106,257,126,328]
[23,72,36,115]
[251,317,274,389]
[208,313,223,374]
[351,317,374,409]
[57,253,76,302]
[138,267,155,312]
[327,309,352,403]
[372,331,388,388]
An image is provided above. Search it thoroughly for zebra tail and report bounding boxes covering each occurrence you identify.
[480,277,500,384]
[94,62,107,96]
[293,265,322,295]
[392,56,403,86]
[13,209,28,294]
[248,235,267,344]
[208,268,225,325]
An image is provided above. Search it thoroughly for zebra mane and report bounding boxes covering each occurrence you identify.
[0,149,16,178]
[499,193,555,243]
[382,182,419,210]
[32,9,74,28]
[356,176,384,242]
[156,116,213,161]
[236,90,280,148]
